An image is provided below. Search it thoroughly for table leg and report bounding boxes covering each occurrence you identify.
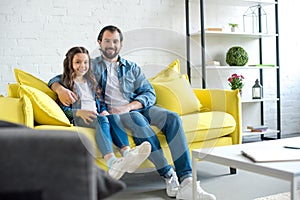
[192,152,197,200]
[291,176,299,200]
[230,167,237,174]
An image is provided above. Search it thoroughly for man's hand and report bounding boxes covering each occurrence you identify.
[51,82,77,106]
[99,110,110,116]
[109,101,143,114]
[76,110,97,125]
[110,105,131,114]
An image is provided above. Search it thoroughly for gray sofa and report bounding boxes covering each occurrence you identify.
[0,121,125,200]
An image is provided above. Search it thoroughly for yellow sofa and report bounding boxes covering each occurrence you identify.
[0,65,241,171]
[1,88,241,170]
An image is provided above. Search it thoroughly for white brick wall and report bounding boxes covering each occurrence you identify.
[278,0,300,136]
[0,0,299,136]
[0,0,185,90]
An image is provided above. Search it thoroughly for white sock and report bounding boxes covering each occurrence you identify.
[122,148,130,157]
[107,155,117,168]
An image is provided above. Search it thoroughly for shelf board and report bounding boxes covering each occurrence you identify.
[189,0,277,7]
[241,98,279,103]
[194,65,279,69]
[191,31,277,38]
[242,128,279,137]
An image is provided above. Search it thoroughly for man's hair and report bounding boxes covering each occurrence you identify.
[97,25,123,42]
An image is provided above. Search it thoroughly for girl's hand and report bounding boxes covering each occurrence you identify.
[76,110,97,124]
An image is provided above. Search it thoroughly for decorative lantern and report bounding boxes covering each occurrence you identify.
[252,79,262,99]
[243,5,268,34]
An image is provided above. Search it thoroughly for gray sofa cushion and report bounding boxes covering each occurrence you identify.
[0,123,125,200]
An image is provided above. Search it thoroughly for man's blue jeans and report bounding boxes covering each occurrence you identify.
[118,106,192,182]
[74,114,129,156]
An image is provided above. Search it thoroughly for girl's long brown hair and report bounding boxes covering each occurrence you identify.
[62,46,100,99]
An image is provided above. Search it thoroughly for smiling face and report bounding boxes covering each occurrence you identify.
[72,53,90,79]
[98,30,122,62]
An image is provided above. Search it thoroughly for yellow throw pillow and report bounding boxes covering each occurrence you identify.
[7,83,20,98]
[149,59,205,115]
[151,75,202,115]
[19,85,71,126]
[22,95,34,128]
[14,68,57,100]
[148,59,180,82]
[0,95,34,128]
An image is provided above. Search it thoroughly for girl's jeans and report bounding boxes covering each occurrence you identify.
[74,114,129,156]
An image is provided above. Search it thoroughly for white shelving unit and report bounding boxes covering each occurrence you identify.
[185,0,281,140]
[191,31,278,38]
[242,129,279,137]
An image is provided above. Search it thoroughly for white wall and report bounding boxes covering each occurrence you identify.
[0,0,299,135]
[278,0,300,135]
[0,0,186,93]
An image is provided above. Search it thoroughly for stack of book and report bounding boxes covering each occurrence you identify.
[205,27,222,32]
[247,125,268,132]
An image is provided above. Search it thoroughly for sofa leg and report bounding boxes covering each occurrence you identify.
[230,167,237,174]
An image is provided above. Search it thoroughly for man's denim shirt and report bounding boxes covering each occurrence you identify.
[48,55,156,108]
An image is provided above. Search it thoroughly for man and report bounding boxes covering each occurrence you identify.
[49,25,216,200]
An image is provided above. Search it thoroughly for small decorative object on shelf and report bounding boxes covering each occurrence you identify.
[243,5,268,34]
[229,23,238,32]
[252,79,262,99]
[247,125,268,132]
[226,46,248,66]
[206,60,220,66]
[205,27,223,32]
[228,73,244,96]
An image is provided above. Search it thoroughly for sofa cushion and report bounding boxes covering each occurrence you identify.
[181,111,236,142]
[151,75,203,115]
[0,128,125,199]
[7,83,21,98]
[14,68,57,100]
[35,124,136,170]
[150,59,205,115]
[155,111,235,146]
[19,85,71,127]
[35,125,136,150]
[148,59,180,82]
[0,96,34,128]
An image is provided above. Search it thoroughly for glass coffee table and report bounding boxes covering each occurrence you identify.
[192,137,300,200]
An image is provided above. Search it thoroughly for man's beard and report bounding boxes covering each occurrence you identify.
[100,48,119,60]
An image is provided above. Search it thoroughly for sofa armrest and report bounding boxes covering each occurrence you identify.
[0,128,97,200]
[193,89,242,145]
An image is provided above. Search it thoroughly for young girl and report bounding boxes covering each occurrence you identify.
[58,46,151,180]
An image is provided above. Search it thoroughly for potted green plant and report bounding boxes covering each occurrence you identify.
[229,23,238,32]
[226,46,249,66]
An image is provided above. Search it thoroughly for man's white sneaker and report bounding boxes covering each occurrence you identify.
[165,171,179,197]
[125,141,151,173]
[176,179,216,200]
